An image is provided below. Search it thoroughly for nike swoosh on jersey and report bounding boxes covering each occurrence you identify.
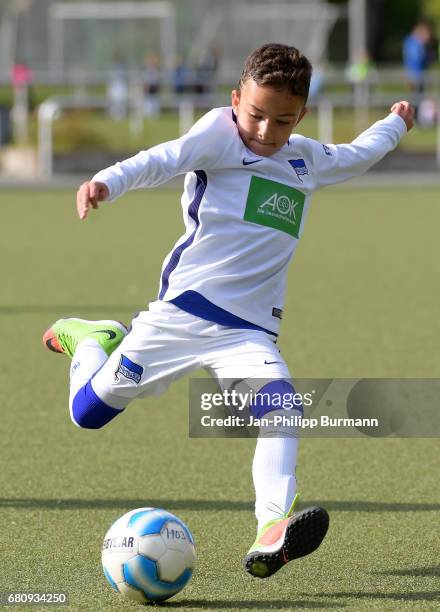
[264,359,282,365]
[242,158,263,165]
[90,329,117,340]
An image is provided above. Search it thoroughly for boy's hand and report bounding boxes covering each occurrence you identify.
[76,181,109,220]
[390,101,414,131]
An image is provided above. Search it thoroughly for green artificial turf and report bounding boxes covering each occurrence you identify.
[0,186,439,610]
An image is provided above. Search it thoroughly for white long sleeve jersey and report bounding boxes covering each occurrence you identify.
[93,107,407,335]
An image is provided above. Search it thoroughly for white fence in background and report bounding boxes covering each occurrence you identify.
[37,94,204,177]
[38,93,440,179]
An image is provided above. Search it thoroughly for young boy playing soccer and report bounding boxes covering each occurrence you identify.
[43,44,414,579]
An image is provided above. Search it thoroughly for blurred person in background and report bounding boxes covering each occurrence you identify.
[403,22,438,125]
[193,46,220,97]
[10,61,34,142]
[143,52,161,118]
[11,61,33,108]
[174,56,191,95]
[403,22,434,94]
[345,51,376,91]
[107,53,128,120]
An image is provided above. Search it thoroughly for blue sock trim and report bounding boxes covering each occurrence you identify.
[72,381,124,429]
[249,380,304,418]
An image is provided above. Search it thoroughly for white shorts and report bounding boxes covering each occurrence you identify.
[91,301,291,408]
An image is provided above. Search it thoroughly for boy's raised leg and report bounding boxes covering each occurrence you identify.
[43,318,128,428]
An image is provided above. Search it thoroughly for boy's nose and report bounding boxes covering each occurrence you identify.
[258,122,274,142]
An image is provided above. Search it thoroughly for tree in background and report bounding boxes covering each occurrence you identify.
[423,0,440,28]
[327,0,429,63]
[422,0,440,63]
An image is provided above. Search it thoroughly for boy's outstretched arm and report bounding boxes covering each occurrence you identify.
[390,100,414,131]
[75,108,235,220]
[312,100,415,189]
[77,181,109,220]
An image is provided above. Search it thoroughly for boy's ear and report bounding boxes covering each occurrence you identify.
[296,106,308,125]
[231,89,240,112]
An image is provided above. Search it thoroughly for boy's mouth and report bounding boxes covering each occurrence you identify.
[253,139,275,147]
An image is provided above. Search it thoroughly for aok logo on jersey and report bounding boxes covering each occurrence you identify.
[244,176,305,238]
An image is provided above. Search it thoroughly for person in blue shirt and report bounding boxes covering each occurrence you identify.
[403,22,433,94]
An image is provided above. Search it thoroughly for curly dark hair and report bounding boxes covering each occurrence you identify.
[238,43,312,101]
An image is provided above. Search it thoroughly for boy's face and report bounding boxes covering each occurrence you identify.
[231,79,307,157]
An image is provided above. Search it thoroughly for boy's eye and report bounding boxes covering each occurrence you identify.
[277,120,290,125]
[249,113,262,120]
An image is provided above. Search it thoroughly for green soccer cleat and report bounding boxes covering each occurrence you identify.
[244,494,329,578]
[43,318,127,358]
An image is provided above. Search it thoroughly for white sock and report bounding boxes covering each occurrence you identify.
[252,436,299,532]
[68,338,108,408]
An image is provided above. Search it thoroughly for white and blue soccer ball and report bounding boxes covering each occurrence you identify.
[102,507,196,603]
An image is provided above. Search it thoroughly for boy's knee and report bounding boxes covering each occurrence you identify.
[71,381,125,429]
[250,380,303,418]
[250,380,302,438]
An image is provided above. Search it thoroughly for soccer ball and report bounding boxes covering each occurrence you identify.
[101,507,196,603]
